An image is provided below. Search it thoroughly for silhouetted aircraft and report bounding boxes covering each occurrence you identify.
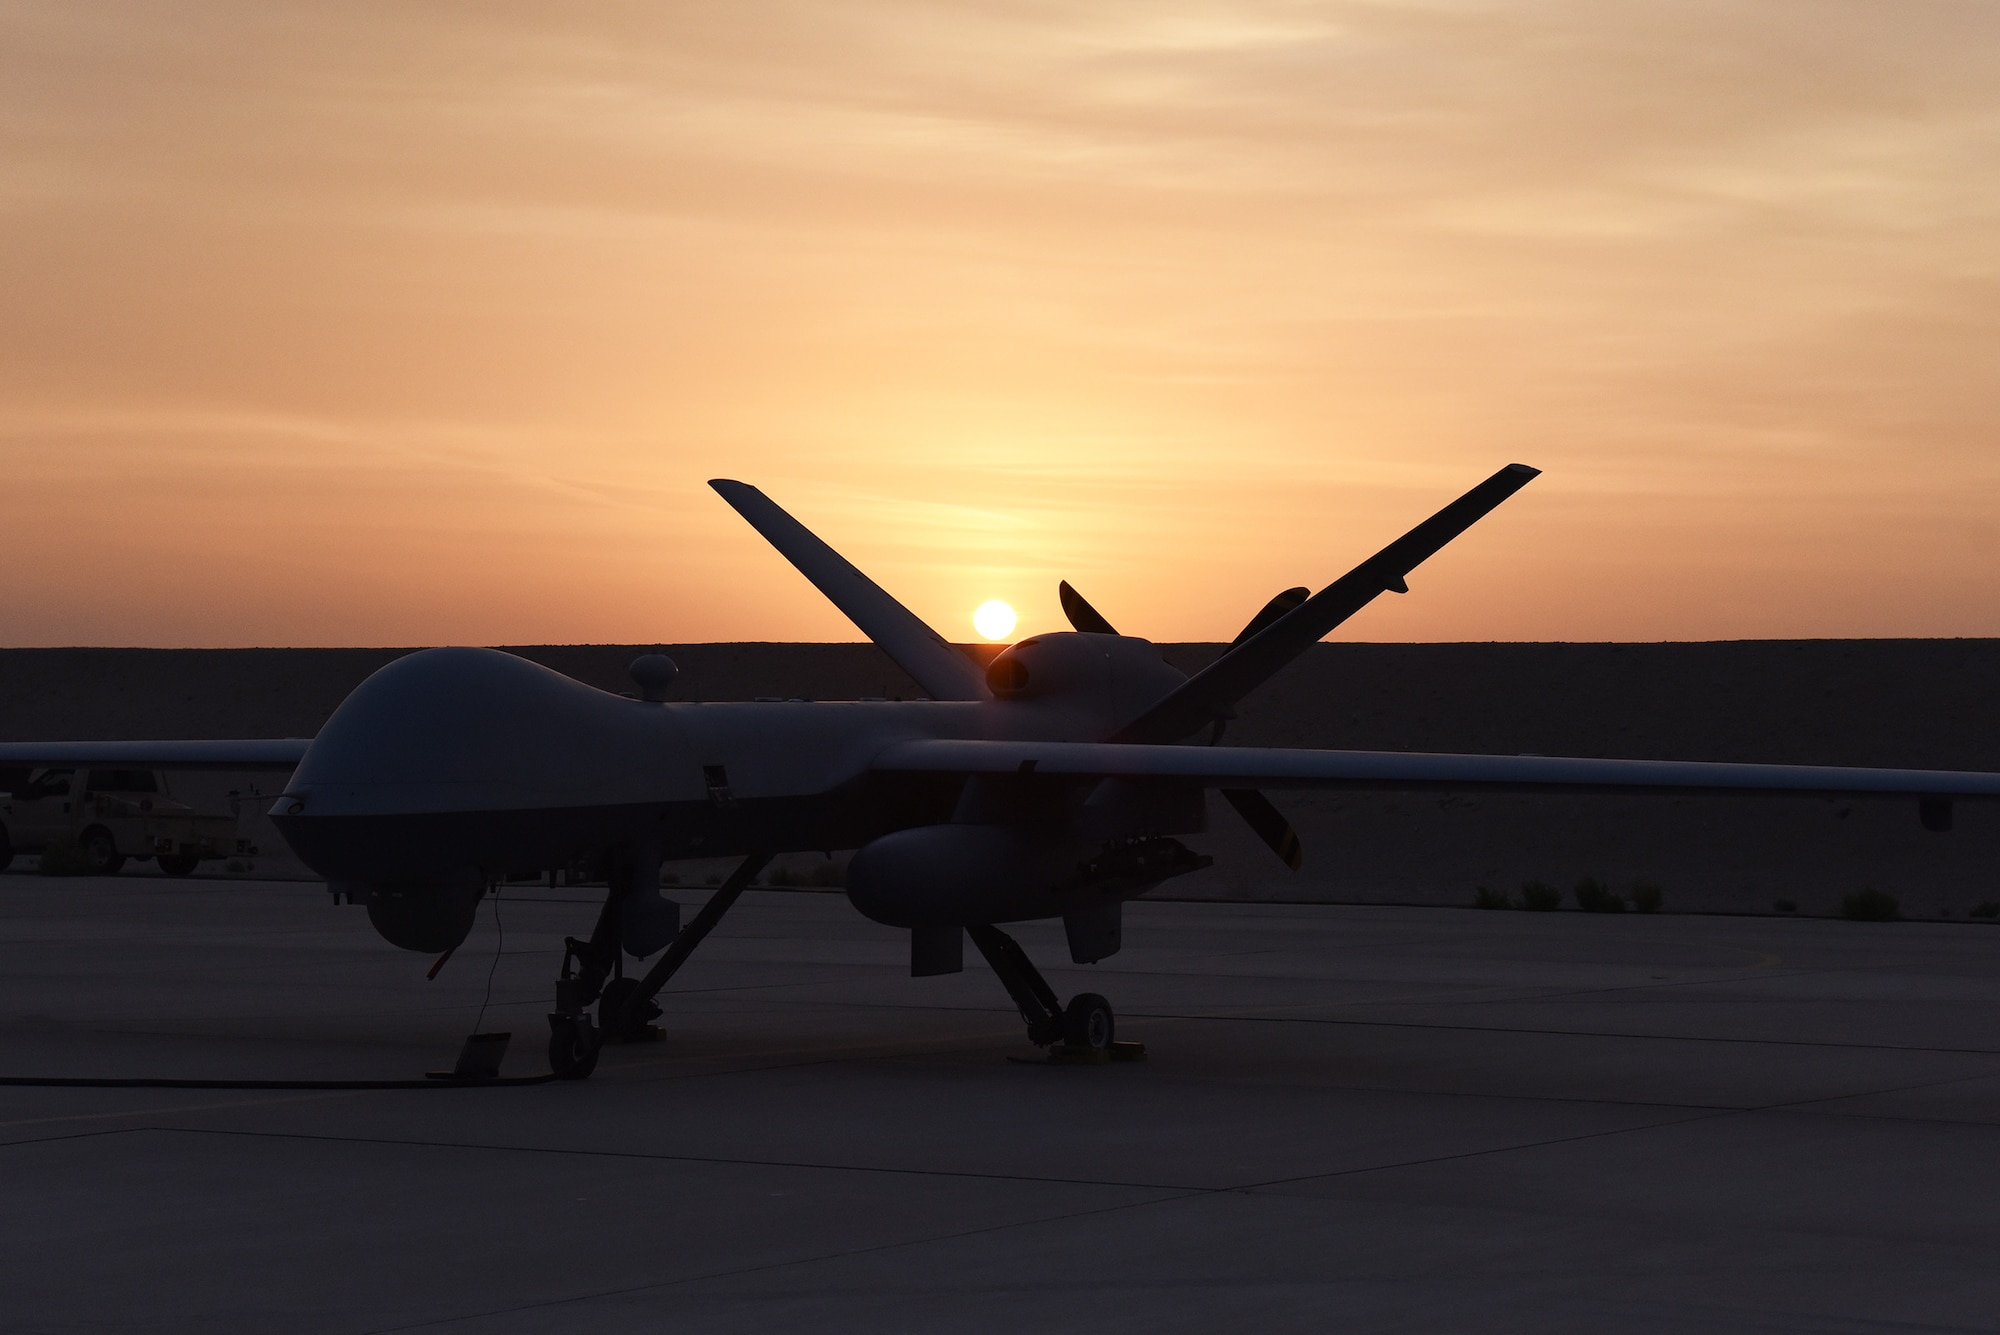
[7,464,1998,1077]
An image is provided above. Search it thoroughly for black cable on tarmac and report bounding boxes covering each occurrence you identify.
[0,1073,556,1089]
[1,888,559,1089]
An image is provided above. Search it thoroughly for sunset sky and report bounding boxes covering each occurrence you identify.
[3,2,1997,647]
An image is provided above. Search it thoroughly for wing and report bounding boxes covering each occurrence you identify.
[871,738,2000,802]
[0,740,310,770]
[709,480,990,702]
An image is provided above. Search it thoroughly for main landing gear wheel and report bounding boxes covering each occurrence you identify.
[547,1014,601,1080]
[966,925,1146,1064]
[1062,993,1114,1052]
[597,976,663,1044]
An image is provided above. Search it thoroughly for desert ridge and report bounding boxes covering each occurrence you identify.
[2,640,1997,917]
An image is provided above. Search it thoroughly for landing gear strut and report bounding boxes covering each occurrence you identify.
[546,889,621,1079]
[546,851,771,1080]
[966,925,1144,1064]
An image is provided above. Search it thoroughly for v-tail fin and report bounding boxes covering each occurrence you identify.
[1115,463,1539,742]
[708,481,990,702]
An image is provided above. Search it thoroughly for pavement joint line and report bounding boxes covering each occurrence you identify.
[0,1089,380,1138]
[780,963,1913,1009]
[338,1118,1973,1324]
[1116,1009,2000,1057]
[17,984,2000,1046]
[10,1060,2000,1171]
[1229,1107,1739,1193]
[352,1187,1211,1335]
[969,963,1802,990]
[106,1122,1220,1195]
[581,1026,1904,1111]
[921,1034,2000,1114]
[14,1004,2000,1108]
[1450,966,1829,1005]
[623,949,1854,990]
[593,1033,1028,1084]
[1225,1064,2000,1195]
[699,976,1823,1019]
[69,1071,1901,1198]
[12,1044,1999,1137]
[1736,1068,2000,1122]
[986,1059,1991,1120]
[328,1079,1952,1335]
[758,992,2000,1059]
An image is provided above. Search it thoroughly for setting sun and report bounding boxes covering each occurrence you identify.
[973,600,1017,642]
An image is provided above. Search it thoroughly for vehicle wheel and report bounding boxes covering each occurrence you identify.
[1061,993,1115,1051]
[158,853,200,876]
[79,827,125,876]
[548,1015,600,1080]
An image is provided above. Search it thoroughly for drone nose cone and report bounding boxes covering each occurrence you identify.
[282,646,680,818]
[273,646,697,888]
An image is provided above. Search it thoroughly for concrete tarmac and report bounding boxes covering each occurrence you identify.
[5,873,2000,1333]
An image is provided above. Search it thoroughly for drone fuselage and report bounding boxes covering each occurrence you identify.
[271,639,1201,948]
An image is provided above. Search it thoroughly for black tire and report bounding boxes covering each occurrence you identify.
[79,827,125,876]
[599,976,638,1013]
[548,1015,600,1080]
[0,822,12,873]
[1062,993,1115,1051]
[597,976,664,1042]
[158,853,200,876]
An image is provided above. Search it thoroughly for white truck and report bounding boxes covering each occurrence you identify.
[0,767,253,875]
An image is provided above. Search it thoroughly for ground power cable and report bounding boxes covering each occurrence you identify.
[0,1074,556,1090]
[1,886,558,1090]
[472,882,505,1034]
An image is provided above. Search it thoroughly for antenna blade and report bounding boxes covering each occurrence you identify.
[709,480,989,701]
[1117,463,1539,742]
[1058,581,1119,635]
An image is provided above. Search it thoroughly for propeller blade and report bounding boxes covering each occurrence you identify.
[1230,587,1309,646]
[1221,788,1302,870]
[1058,581,1120,635]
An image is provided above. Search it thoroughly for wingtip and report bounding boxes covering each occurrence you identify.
[708,478,765,509]
[1507,463,1541,478]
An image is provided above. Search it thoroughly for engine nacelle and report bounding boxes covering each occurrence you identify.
[982,632,1187,733]
[846,825,1088,928]
[345,869,485,952]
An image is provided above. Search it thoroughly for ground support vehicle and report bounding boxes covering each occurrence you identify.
[0,767,251,875]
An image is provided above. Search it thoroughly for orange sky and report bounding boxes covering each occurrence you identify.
[2,2,1997,647]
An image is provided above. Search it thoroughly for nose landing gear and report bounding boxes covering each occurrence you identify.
[545,851,771,1080]
[965,925,1144,1064]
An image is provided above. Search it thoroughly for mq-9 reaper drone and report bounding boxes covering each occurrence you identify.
[9,464,2000,1079]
